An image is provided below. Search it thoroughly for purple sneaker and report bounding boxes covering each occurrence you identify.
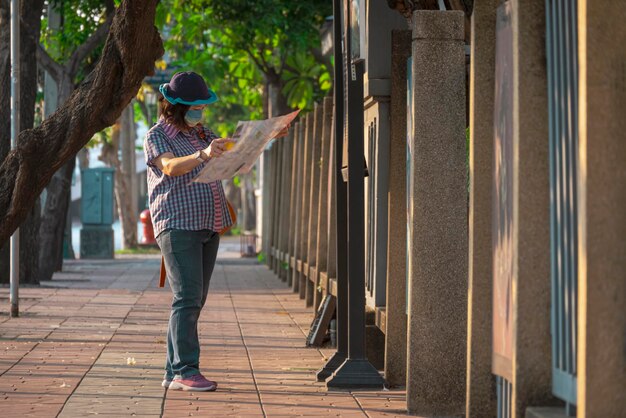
[169,374,217,392]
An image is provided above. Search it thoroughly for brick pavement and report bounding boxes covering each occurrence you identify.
[0,243,406,417]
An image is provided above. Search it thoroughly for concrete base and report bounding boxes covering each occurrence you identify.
[80,226,114,259]
[316,351,345,382]
[525,407,571,418]
[326,358,386,391]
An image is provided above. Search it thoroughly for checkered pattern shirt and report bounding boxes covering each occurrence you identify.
[144,118,233,237]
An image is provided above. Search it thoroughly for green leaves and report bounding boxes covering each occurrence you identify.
[282,51,331,110]
[156,0,332,128]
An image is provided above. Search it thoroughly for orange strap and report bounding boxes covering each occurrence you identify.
[159,256,167,288]
[218,200,238,236]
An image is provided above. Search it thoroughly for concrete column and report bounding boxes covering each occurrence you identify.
[313,97,334,309]
[298,116,313,298]
[269,141,278,269]
[262,149,272,266]
[278,132,293,281]
[384,29,411,389]
[577,0,626,414]
[293,121,306,293]
[306,103,324,307]
[325,108,338,290]
[510,1,552,415]
[466,1,497,416]
[406,10,468,416]
[269,142,276,270]
[288,122,302,289]
[273,138,284,275]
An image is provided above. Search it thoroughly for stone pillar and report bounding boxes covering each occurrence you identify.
[278,132,293,281]
[314,97,334,309]
[577,0,626,415]
[384,29,411,389]
[510,1,552,415]
[292,121,305,293]
[288,122,302,289]
[272,139,282,274]
[263,149,272,267]
[270,140,277,271]
[269,143,275,267]
[306,103,324,307]
[466,1,497,416]
[406,10,467,416]
[298,115,313,298]
[325,109,338,291]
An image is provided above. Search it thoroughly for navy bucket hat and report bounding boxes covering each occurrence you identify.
[159,71,218,105]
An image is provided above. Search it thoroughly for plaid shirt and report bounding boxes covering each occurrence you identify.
[144,118,233,237]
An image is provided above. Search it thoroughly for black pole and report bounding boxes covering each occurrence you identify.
[346,59,366,360]
[325,0,384,390]
[317,0,347,381]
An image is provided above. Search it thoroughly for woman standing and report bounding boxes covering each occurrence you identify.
[144,71,234,391]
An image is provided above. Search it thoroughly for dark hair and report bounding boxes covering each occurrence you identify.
[158,95,189,131]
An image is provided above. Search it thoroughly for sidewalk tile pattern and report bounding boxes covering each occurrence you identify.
[1,251,406,417]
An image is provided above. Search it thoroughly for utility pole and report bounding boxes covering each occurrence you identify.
[10,0,20,317]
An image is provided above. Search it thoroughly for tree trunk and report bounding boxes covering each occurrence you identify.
[242,172,256,231]
[38,11,113,275]
[38,159,74,279]
[119,106,138,248]
[0,0,45,285]
[267,79,291,117]
[0,0,163,246]
[100,108,137,249]
[38,74,75,280]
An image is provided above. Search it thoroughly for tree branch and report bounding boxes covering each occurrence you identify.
[36,43,63,85]
[66,12,114,77]
[0,0,164,244]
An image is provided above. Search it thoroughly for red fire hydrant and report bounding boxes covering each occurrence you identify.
[139,209,156,245]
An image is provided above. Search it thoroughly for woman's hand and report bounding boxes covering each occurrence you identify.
[275,124,290,139]
[204,137,235,158]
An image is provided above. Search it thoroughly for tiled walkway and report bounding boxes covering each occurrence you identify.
[0,245,406,417]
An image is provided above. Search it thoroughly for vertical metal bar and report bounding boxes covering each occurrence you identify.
[547,0,579,409]
[9,0,21,318]
[552,0,564,373]
[564,0,576,375]
[497,376,503,418]
[546,0,559,378]
[566,0,579,379]
[406,56,412,314]
[365,123,375,296]
[504,378,508,417]
[558,0,573,375]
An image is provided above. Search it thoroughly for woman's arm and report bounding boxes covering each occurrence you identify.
[153,137,235,177]
[154,152,204,177]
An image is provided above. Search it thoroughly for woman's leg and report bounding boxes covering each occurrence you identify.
[157,229,205,379]
[200,231,220,308]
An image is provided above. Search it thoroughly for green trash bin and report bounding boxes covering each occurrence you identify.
[80,167,115,259]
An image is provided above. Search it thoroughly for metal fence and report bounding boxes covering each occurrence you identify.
[496,376,513,418]
[546,0,579,415]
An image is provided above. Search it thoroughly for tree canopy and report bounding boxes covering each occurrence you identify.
[156,0,332,135]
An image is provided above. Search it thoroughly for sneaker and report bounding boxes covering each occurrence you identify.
[161,378,172,388]
[169,374,217,392]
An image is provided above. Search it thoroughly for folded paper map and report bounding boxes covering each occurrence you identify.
[192,110,300,184]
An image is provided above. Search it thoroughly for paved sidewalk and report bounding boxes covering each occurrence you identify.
[0,244,406,417]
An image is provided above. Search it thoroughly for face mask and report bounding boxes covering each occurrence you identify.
[184,108,203,126]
